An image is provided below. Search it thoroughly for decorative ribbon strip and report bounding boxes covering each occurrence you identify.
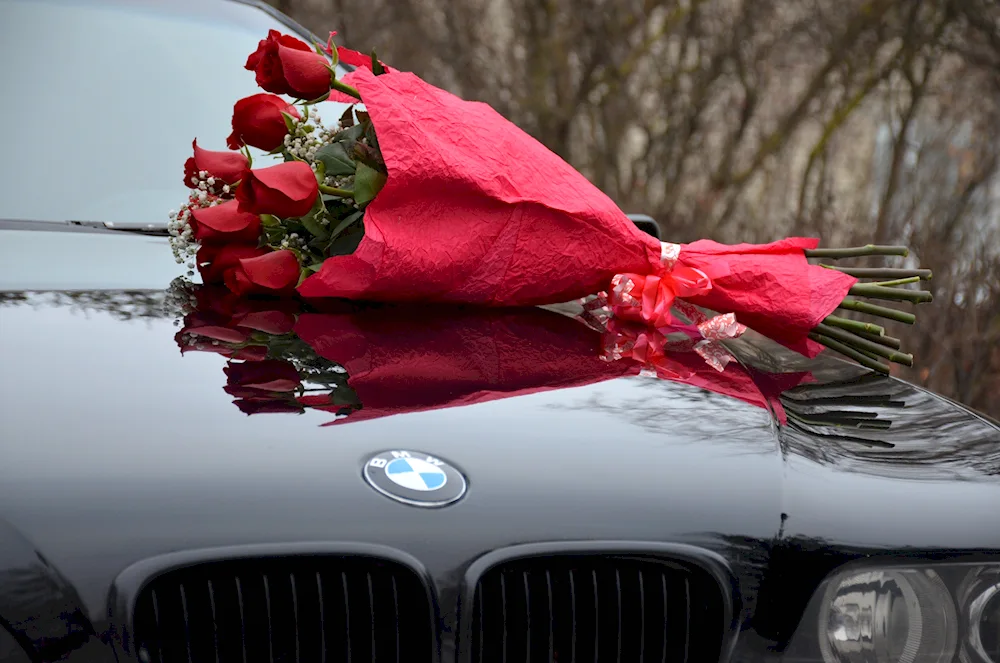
[598,242,748,372]
[599,321,699,380]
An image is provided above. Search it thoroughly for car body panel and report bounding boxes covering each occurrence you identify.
[2,228,999,660]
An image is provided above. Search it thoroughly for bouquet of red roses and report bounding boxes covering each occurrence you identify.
[169,30,933,374]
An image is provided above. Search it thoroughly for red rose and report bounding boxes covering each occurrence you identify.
[245,30,333,101]
[197,243,265,285]
[189,201,261,244]
[226,94,299,151]
[184,139,248,187]
[224,359,301,392]
[236,161,319,218]
[229,250,302,296]
[197,244,299,295]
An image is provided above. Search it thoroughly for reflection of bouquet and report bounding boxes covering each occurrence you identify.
[168,29,934,373]
[172,283,817,426]
[173,283,361,417]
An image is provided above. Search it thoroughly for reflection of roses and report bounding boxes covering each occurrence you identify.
[175,288,299,359]
[224,359,301,392]
[224,363,306,415]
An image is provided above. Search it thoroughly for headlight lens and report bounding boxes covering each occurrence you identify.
[958,566,1000,663]
[818,568,958,663]
[784,562,1000,663]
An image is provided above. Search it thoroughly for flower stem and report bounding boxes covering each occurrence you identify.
[819,265,932,280]
[331,79,362,100]
[856,330,902,350]
[808,332,891,374]
[837,298,916,324]
[319,184,354,198]
[849,283,933,303]
[814,323,914,366]
[804,244,909,258]
[874,276,921,287]
[823,314,884,336]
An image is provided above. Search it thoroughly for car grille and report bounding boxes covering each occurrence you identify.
[470,555,726,663]
[132,555,432,663]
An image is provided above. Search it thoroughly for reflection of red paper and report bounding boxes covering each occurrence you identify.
[299,68,855,355]
[293,307,640,425]
[601,321,813,424]
[174,287,813,426]
[668,352,812,425]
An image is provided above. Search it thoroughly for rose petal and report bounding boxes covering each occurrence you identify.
[238,250,301,291]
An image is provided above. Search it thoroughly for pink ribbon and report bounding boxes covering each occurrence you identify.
[600,242,748,371]
[608,242,724,327]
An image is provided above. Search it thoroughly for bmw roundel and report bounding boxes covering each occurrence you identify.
[363,450,467,507]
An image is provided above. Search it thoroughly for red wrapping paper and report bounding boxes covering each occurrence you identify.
[299,67,659,305]
[675,238,855,356]
[297,67,855,356]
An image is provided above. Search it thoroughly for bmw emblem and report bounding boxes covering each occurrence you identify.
[363,450,467,507]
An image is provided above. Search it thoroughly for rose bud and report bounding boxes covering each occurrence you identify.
[245,30,334,101]
[183,139,248,187]
[225,249,302,296]
[197,244,300,296]
[224,359,302,392]
[197,243,266,285]
[226,93,300,151]
[236,161,319,218]
[189,200,261,244]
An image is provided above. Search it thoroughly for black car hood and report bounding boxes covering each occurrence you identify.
[1,230,999,654]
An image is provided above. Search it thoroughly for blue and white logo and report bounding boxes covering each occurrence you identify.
[363,450,466,507]
[384,457,447,491]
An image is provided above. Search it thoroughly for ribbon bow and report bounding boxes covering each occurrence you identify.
[598,242,748,371]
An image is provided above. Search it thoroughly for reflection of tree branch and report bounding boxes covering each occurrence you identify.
[547,378,775,448]
[0,290,170,322]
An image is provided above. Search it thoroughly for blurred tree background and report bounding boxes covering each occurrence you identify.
[268,0,1000,418]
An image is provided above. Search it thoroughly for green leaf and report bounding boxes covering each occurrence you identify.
[354,162,387,207]
[371,50,385,76]
[314,142,356,176]
[328,210,363,241]
[281,111,297,133]
[335,123,364,144]
[356,110,371,126]
[259,214,280,227]
[300,213,330,241]
[327,223,364,256]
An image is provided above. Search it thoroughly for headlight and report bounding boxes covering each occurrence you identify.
[958,566,1000,663]
[818,568,957,663]
[786,562,1000,663]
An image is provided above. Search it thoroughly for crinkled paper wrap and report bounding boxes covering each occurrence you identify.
[300,69,856,357]
[298,68,660,305]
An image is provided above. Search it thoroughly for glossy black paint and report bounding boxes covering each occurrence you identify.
[1,228,999,661]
